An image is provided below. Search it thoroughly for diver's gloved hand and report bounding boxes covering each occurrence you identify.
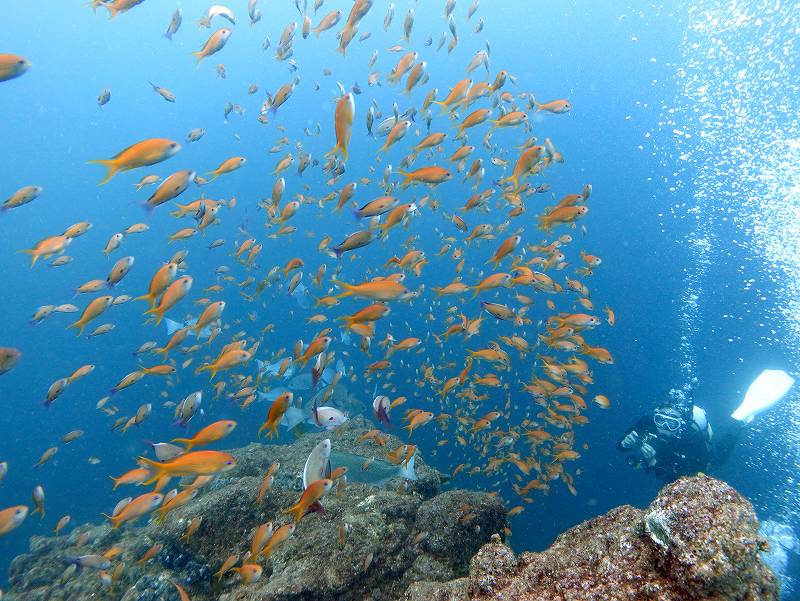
[620,431,639,449]
[640,442,656,465]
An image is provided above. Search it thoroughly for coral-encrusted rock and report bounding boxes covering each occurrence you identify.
[405,475,778,601]
[3,421,506,601]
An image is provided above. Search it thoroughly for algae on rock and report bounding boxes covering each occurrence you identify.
[3,418,507,601]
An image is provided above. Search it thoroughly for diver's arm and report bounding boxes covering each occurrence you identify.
[617,416,653,450]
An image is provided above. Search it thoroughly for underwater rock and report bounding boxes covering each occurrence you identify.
[405,474,779,601]
[3,418,506,601]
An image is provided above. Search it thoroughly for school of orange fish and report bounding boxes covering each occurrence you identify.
[0,0,615,596]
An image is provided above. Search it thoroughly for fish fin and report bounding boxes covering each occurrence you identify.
[170,437,192,449]
[397,454,417,480]
[16,248,39,268]
[282,504,303,523]
[100,513,120,529]
[67,321,84,337]
[86,159,119,186]
[192,51,204,64]
[324,144,341,159]
[136,457,165,484]
[197,363,217,380]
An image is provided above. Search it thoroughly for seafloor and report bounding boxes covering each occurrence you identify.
[3,419,778,600]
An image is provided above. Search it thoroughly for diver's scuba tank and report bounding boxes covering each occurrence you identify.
[731,369,795,423]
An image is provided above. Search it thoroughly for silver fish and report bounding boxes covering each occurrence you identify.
[164,8,182,41]
[97,87,111,108]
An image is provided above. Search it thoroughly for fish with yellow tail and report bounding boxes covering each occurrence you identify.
[136,450,237,485]
[197,348,251,380]
[172,420,237,452]
[135,262,178,308]
[144,275,192,325]
[100,0,145,19]
[398,166,452,188]
[68,296,113,337]
[296,336,332,369]
[207,156,246,181]
[193,28,232,64]
[325,93,355,161]
[283,478,333,523]
[101,492,162,529]
[18,235,71,267]
[500,145,545,191]
[88,138,180,185]
[261,522,295,559]
[486,235,521,268]
[470,272,512,298]
[331,278,410,301]
[538,206,588,232]
[257,392,292,439]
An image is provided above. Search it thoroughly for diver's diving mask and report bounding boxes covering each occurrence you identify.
[653,410,682,433]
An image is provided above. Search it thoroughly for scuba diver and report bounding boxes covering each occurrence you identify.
[618,369,795,481]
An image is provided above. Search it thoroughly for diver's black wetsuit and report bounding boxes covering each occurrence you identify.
[617,415,711,480]
[618,409,746,482]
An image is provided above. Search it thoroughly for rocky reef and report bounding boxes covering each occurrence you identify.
[3,429,780,601]
[2,417,507,601]
[405,474,779,601]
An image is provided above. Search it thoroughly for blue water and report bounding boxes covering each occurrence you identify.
[1,0,798,596]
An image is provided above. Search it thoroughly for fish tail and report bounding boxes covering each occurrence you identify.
[137,457,166,484]
[67,320,84,337]
[101,513,121,529]
[396,170,413,188]
[324,144,342,159]
[537,215,552,232]
[198,363,217,380]
[282,504,303,524]
[147,308,164,325]
[329,279,353,299]
[104,4,119,19]
[170,438,193,451]
[134,293,156,307]
[16,248,38,267]
[192,51,204,64]
[87,159,119,186]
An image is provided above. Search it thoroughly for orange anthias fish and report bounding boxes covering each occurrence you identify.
[0,506,28,536]
[332,279,410,301]
[102,492,163,529]
[172,420,237,452]
[284,479,333,523]
[398,166,452,188]
[88,138,181,185]
[135,262,178,308]
[258,392,292,439]
[144,276,193,325]
[194,28,232,64]
[137,451,237,485]
[197,349,252,380]
[325,93,355,161]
